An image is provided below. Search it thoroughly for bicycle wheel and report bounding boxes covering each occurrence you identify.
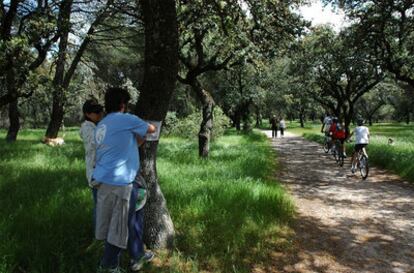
[338,153,344,167]
[359,155,369,180]
[333,142,339,163]
[323,138,329,153]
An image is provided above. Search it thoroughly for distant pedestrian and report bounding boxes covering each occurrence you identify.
[270,115,278,138]
[279,117,286,137]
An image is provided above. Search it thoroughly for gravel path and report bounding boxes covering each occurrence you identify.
[262,131,414,273]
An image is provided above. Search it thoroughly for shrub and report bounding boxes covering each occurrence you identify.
[162,107,231,139]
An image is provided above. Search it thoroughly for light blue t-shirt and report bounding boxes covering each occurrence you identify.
[92,112,148,186]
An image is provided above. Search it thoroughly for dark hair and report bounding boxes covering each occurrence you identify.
[357,118,364,126]
[104,87,131,113]
[82,99,103,122]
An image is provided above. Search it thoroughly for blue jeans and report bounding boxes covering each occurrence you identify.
[128,182,145,260]
[101,242,122,268]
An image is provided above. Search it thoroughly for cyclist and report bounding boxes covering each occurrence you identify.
[329,118,347,157]
[321,113,333,149]
[348,118,370,173]
[321,113,333,135]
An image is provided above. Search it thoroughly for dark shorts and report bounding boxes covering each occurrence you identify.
[354,144,367,152]
[333,138,345,144]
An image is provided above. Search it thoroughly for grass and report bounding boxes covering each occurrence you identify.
[288,122,414,183]
[0,128,294,273]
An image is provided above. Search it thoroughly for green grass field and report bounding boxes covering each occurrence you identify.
[0,129,293,273]
[288,122,414,182]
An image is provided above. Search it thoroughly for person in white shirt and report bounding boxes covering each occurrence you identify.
[279,118,286,137]
[321,113,333,135]
[79,99,104,226]
[348,118,370,173]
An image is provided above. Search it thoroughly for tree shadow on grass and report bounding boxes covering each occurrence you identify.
[0,138,84,160]
[0,165,98,273]
[162,181,293,273]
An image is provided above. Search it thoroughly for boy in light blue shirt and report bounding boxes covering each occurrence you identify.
[94,112,148,185]
[93,87,155,273]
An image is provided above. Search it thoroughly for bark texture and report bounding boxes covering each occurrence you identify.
[191,80,215,158]
[136,0,178,249]
[45,0,72,138]
[6,100,20,142]
[45,0,113,138]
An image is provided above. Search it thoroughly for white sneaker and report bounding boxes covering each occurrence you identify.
[130,251,155,271]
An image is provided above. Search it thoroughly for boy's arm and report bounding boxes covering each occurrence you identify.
[129,114,156,137]
[136,135,146,147]
[147,123,156,134]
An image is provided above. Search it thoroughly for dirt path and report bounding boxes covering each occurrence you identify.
[262,131,414,273]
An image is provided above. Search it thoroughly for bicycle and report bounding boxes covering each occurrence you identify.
[323,135,331,153]
[351,148,369,180]
[332,139,345,167]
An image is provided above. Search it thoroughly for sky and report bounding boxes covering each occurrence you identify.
[299,0,347,31]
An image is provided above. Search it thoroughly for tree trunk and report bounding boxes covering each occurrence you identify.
[199,94,214,157]
[242,116,251,132]
[191,81,215,158]
[299,111,305,128]
[344,102,354,132]
[234,111,241,131]
[6,100,19,142]
[45,0,72,139]
[46,88,65,138]
[255,107,261,128]
[139,142,174,249]
[406,113,410,125]
[136,0,178,250]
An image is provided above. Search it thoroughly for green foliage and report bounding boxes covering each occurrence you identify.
[0,128,293,273]
[163,107,231,139]
[325,0,414,86]
[208,63,266,128]
[0,1,59,103]
[0,129,93,273]
[86,17,145,89]
[292,25,383,125]
[355,82,394,124]
[157,131,294,272]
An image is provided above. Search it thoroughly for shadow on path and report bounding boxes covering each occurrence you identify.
[262,131,414,273]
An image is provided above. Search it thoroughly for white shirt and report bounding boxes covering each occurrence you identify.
[323,116,332,132]
[354,126,369,144]
[80,120,96,187]
[279,119,286,129]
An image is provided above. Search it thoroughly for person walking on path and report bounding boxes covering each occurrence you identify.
[93,87,156,273]
[279,117,286,137]
[270,115,278,138]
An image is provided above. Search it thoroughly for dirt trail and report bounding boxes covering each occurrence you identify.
[262,131,414,273]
